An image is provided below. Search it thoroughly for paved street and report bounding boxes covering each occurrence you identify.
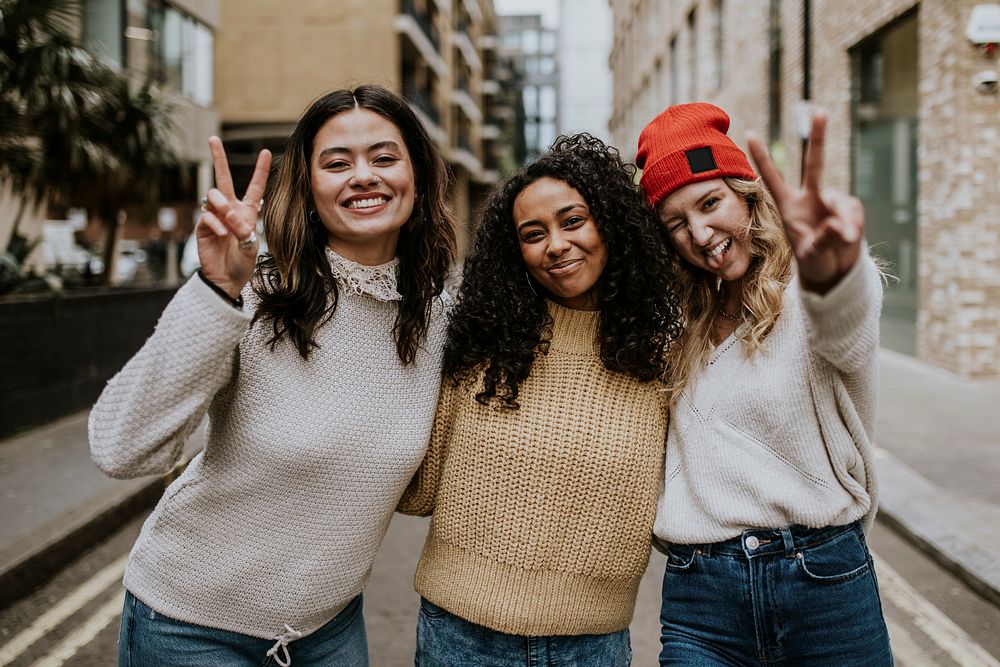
[1,508,999,666]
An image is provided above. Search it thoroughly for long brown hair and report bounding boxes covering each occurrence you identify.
[661,177,792,403]
[253,85,456,363]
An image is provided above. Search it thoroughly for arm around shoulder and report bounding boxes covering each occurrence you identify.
[88,275,253,478]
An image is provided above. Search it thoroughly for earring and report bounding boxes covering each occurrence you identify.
[524,271,539,298]
[308,209,320,223]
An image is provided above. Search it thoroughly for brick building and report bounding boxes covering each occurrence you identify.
[608,0,1000,378]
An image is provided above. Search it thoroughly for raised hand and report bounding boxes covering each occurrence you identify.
[197,137,272,299]
[746,113,864,294]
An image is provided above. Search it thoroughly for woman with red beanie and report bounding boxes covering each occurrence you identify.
[636,103,892,666]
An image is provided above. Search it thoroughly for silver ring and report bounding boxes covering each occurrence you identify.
[200,196,208,212]
[238,230,257,250]
[242,197,264,210]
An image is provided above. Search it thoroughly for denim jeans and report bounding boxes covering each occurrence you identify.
[415,597,632,666]
[658,522,892,666]
[119,590,368,667]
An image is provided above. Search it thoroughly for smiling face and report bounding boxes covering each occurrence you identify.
[658,178,753,288]
[309,107,415,264]
[514,177,608,310]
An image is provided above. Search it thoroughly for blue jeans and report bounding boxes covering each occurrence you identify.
[119,590,368,667]
[415,597,632,666]
[658,522,892,666]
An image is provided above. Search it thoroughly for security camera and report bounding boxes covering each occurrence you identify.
[974,70,998,94]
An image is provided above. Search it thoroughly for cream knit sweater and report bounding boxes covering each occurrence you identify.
[399,302,668,636]
[89,255,449,640]
[654,249,883,545]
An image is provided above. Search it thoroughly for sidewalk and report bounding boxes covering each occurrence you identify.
[1,349,998,609]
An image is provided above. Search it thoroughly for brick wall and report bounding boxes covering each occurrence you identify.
[0,287,177,437]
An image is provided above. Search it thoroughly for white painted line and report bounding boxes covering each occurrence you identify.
[0,553,128,665]
[884,616,936,667]
[29,589,124,667]
[874,555,1000,667]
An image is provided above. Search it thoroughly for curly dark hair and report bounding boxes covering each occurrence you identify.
[252,85,456,363]
[444,133,684,408]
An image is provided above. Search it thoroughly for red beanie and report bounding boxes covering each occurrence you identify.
[636,103,756,208]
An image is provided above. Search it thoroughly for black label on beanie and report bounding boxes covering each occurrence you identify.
[686,147,717,174]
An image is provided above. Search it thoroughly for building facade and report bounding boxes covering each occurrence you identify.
[215,0,515,255]
[608,0,1000,378]
[499,14,560,158]
[557,0,613,140]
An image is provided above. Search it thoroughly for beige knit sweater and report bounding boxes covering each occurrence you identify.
[399,301,668,636]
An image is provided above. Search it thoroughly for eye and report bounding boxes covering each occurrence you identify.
[521,229,544,242]
[664,218,685,234]
[373,155,398,166]
[323,160,350,171]
[562,215,585,228]
[702,196,720,210]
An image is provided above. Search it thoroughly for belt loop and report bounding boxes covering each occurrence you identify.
[701,542,712,557]
[780,527,795,556]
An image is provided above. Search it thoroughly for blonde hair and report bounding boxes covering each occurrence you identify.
[661,177,793,404]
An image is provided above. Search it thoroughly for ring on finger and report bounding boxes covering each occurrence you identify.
[200,195,208,212]
[242,196,264,210]
[238,230,258,250]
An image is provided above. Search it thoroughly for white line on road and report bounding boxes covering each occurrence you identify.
[874,555,1000,667]
[28,589,124,667]
[0,553,128,665]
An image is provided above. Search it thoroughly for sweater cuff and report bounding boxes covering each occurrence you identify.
[197,269,244,309]
[798,246,881,356]
[184,273,254,327]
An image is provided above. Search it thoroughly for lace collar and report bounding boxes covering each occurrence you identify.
[326,247,402,302]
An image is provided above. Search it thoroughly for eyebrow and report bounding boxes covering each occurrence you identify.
[516,203,586,232]
[316,141,403,162]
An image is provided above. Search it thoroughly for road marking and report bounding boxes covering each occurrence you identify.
[28,589,124,667]
[0,553,127,665]
[884,616,939,667]
[874,555,1000,667]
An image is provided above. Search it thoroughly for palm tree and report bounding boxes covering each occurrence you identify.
[0,0,179,291]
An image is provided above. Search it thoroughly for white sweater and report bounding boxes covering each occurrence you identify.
[89,258,449,639]
[654,250,882,544]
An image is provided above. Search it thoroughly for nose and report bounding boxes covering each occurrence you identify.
[688,217,714,247]
[546,229,570,256]
[350,162,380,188]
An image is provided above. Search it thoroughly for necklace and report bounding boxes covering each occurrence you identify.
[717,304,741,320]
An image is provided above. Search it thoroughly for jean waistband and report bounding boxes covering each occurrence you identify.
[684,522,862,558]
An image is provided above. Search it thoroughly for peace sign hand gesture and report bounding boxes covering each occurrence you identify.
[197,136,272,300]
[746,112,864,294]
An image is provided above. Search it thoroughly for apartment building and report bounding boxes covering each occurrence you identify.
[608,0,1000,378]
[215,0,516,254]
[499,14,560,158]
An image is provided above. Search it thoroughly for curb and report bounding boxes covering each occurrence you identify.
[874,448,1000,608]
[0,475,166,608]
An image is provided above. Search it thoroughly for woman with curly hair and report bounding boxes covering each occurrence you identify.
[636,104,891,665]
[398,133,683,665]
[89,85,455,666]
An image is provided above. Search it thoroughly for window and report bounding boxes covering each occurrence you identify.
[687,10,697,100]
[84,0,123,67]
[156,6,214,106]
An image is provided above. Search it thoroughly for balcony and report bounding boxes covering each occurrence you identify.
[401,0,439,51]
[402,79,440,126]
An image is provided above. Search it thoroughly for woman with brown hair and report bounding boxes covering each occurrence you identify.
[89,85,455,666]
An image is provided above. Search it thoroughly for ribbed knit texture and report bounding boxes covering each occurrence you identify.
[636,103,757,207]
[399,301,668,636]
[88,266,450,640]
[654,249,883,545]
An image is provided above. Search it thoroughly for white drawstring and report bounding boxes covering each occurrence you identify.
[266,624,302,667]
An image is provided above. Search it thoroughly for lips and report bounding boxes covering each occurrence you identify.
[546,258,583,275]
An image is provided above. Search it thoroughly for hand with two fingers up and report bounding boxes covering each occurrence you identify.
[746,113,864,295]
[197,136,272,300]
